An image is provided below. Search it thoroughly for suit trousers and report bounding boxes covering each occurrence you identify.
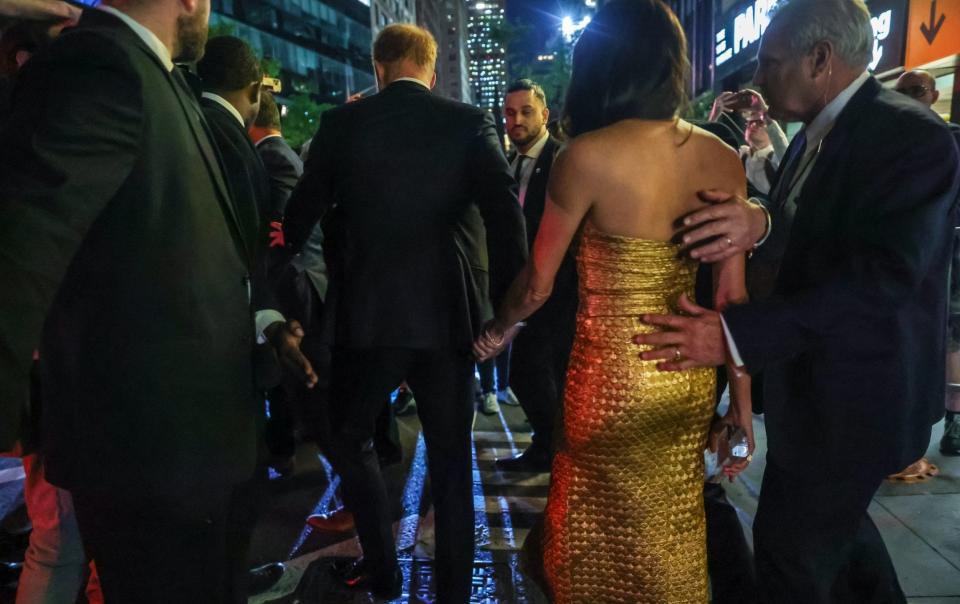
[72,487,235,604]
[509,320,574,455]
[327,347,476,603]
[753,460,905,604]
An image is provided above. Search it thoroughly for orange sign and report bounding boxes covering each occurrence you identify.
[906,0,960,69]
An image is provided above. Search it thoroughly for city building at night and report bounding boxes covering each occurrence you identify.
[371,0,417,38]
[210,0,376,104]
[468,0,507,109]
[418,0,474,102]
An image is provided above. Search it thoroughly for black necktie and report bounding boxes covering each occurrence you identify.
[513,155,529,183]
[773,130,807,206]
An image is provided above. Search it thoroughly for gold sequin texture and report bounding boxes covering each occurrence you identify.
[543,224,715,604]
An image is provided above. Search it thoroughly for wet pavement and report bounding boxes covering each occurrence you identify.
[1,397,959,603]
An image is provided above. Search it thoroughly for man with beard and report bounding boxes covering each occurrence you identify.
[0,0,314,601]
[495,79,575,473]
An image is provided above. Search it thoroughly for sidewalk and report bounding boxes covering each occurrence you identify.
[724,417,960,603]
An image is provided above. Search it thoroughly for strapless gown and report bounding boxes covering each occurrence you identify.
[543,224,715,603]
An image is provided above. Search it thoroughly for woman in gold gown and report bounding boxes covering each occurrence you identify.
[473,1,754,602]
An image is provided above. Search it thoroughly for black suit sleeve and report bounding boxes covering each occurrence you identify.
[0,34,143,449]
[260,143,302,217]
[724,119,960,372]
[468,111,528,306]
[283,111,338,255]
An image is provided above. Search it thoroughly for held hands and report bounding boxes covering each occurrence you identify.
[473,320,522,362]
[264,320,319,389]
[634,294,726,370]
[680,191,768,263]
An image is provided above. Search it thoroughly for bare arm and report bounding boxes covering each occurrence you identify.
[474,145,591,358]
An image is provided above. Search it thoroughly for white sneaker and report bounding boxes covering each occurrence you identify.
[498,387,521,406]
[481,392,500,415]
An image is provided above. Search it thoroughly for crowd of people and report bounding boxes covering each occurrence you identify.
[0,0,958,602]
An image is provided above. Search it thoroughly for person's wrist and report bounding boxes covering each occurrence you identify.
[748,198,772,252]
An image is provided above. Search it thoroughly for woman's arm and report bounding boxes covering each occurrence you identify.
[712,216,755,479]
[474,144,592,358]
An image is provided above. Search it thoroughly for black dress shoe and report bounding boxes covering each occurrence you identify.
[248,562,285,595]
[495,447,551,473]
[341,558,403,599]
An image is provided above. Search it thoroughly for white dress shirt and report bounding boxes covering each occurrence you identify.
[97,5,174,72]
[510,129,550,207]
[722,71,872,367]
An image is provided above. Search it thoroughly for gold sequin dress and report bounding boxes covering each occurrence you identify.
[543,224,715,603]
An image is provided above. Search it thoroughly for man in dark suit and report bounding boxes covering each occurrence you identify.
[494,79,576,473]
[0,2,311,602]
[635,1,960,602]
[282,23,527,601]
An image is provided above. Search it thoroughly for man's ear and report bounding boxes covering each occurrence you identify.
[808,39,833,80]
[543,106,550,124]
[429,71,437,90]
[932,89,941,105]
[14,50,31,69]
[248,81,261,104]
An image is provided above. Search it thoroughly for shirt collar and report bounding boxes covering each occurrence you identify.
[803,71,871,147]
[392,77,431,90]
[201,92,245,128]
[97,5,174,72]
[520,129,550,161]
[254,133,284,147]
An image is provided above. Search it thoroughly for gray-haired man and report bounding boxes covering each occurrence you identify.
[635,1,960,602]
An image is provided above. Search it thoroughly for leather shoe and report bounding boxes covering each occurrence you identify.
[340,558,402,599]
[495,446,551,473]
[306,508,355,532]
[247,562,285,595]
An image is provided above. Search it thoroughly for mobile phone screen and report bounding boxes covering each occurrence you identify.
[67,0,101,7]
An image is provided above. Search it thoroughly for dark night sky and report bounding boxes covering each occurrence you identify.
[505,0,585,63]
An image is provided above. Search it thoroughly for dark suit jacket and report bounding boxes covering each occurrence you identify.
[283,80,527,350]
[511,136,578,336]
[0,10,258,496]
[724,78,960,477]
[257,135,327,305]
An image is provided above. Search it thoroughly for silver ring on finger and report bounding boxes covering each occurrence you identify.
[674,346,682,361]
[724,237,733,247]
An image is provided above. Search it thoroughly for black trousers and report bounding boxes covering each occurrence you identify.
[73,487,236,604]
[753,461,905,604]
[704,483,756,604]
[327,347,476,603]
[509,319,574,454]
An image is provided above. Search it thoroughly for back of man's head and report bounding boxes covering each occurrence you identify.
[372,24,436,84]
[769,0,872,70]
[197,35,261,94]
[255,90,282,130]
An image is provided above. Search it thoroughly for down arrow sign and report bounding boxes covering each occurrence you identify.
[921,0,946,45]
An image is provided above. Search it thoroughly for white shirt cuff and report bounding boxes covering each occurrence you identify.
[719,314,745,368]
[255,310,286,344]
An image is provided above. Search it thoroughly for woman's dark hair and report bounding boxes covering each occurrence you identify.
[563,0,689,137]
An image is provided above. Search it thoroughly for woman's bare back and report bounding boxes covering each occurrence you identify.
[566,118,745,242]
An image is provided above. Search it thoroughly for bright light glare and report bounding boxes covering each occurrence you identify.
[561,14,592,41]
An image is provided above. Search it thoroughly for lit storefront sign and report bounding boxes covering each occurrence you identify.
[714,0,906,81]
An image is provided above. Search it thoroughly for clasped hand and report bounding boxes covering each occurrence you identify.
[264,320,319,388]
[473,320,522,362]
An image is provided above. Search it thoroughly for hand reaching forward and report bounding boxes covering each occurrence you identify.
[680,190,768,263]
[0,0,80,21]
[633,294,726,370]
[473,320,522,362]
[264,320,319,388]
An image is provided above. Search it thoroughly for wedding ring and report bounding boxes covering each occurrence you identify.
[724,237,733,247]
[674,347,682,361]
[746,454,754,462]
